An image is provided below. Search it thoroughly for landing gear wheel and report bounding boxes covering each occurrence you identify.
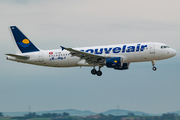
[151,60,157,71]
[97,71,102,76]
[152,67,157,71]
[91,69,97,75]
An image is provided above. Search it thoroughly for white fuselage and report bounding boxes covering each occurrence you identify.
[7,42,177,68]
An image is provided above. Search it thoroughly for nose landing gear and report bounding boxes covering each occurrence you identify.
[152,60,157,71]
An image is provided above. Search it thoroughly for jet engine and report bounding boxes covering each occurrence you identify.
[106,57,123,69]
[106,57,130,70]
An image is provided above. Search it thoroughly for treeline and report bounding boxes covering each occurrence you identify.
[1,112,180,120]
[11,112,69,119]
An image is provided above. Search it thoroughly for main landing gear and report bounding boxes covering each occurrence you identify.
[91,66,102,76]
[152,60,157,71]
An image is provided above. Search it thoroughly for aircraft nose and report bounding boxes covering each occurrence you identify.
[171,49,177,57]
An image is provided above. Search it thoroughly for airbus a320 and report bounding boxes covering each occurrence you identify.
[6,26,177,76]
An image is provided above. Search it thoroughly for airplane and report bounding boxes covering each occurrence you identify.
[6,26,177,76]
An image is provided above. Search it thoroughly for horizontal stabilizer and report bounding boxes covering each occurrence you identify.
[60,46,66,51]
[5,54,30,60]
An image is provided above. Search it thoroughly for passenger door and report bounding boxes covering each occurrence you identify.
[149,43,155,54]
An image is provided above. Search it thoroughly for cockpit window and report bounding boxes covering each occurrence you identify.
[161,46,170,49]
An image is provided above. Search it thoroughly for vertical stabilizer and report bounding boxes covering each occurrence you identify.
[9,26,40,53]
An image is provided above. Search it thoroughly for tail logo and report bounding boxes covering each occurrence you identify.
[17,39,30,47]
[22,39,30,44]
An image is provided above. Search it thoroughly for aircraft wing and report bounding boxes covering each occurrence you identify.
[61,46,105,64]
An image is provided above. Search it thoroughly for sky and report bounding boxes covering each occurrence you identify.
[0,0,180,114]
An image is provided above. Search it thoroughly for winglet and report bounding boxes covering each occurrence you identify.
[60,46,66,51]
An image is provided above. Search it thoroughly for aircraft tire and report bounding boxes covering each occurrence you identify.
[152,67,157,71]
[97,71,102,76]
[91,69,97,75]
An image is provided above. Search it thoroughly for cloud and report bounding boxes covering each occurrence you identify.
[0,0,179,50]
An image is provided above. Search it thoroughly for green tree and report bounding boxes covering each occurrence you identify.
[24,112,37,118]
[0,112,3,117]
[63,112,69,117]
[99,113,106,117]
[161,113,175,120]
[128,113,134,116]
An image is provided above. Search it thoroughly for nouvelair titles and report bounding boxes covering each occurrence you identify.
[81,44,148,54]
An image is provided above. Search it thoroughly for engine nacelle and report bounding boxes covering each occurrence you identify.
[114,63,130,70]
[106,57,123,68]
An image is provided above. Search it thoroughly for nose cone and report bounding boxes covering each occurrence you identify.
[171,49,177,57]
